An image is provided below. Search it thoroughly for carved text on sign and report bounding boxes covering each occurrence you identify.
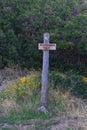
[38,43,56,50]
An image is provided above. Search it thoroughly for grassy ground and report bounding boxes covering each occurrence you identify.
[0,67,87,130]
[0,95,87,130]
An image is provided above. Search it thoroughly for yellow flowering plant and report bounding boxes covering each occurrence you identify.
[20,77,27,83]
[83,77,87,83]
[2,74,41,102]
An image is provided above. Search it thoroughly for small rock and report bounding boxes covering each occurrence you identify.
[38,106,49,113]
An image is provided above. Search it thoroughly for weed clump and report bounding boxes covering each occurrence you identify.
[1,74,41,102]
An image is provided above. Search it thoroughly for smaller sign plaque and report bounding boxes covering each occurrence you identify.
[38,43,56,50]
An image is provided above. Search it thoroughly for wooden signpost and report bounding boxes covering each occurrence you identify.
[38,33,56,111]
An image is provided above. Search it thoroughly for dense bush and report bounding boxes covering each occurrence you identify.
[49,71,87,99]
[0,0,87,74]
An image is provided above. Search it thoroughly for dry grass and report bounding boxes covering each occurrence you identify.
[49,89,87,118]
[0,99,17,117]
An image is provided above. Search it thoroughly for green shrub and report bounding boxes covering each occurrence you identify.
[49,71,87,99]
[49,71,71,91]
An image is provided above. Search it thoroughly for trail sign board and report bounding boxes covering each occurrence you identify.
[38,43,56,50]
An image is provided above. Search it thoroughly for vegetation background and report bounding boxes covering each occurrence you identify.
[0,0,87,75]
[0,0,87,129]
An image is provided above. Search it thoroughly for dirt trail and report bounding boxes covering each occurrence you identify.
[0,117,87,130]
[51,118,87,130]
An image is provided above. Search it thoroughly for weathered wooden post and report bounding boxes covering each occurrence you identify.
[41,33,49,108]
[38,33,56,112]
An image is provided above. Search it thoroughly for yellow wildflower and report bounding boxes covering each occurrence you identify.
[20,77,27,83]
[83,77,87,82]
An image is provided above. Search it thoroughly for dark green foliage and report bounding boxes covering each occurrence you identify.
[49,71,71,91]
[0,0,87,74]
[49,71,87,99]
